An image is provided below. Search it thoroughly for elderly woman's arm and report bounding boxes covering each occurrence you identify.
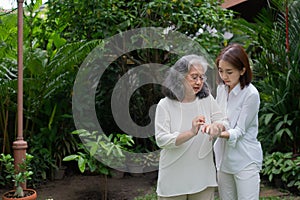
[155,101,205,148]
[175,115,205,146]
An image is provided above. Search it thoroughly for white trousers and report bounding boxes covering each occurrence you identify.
[217,163,260,200]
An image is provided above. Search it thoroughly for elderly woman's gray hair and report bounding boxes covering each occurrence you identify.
[162,54,210,101]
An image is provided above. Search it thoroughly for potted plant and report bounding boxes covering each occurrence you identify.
[0,153,37,200]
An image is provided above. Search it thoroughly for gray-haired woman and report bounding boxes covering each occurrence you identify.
[155,54,229,200]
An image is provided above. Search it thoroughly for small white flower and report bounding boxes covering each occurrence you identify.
[224,31,233,40]
[163,25,175,35]
[206,26,218,37]
[196,28,203,36]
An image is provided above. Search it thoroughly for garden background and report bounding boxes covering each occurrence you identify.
[0,0,299,199]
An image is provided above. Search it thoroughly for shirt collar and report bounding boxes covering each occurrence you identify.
[226,83,242,96]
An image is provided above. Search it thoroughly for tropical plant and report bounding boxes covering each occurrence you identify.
[256,0,300,155]
[63,129,134,199]
[234,0,300,154]
[0,12,18,155]
[1,0,102,183]
[63,129,134,172]
[22,39,100,181]
[262,152,300,193]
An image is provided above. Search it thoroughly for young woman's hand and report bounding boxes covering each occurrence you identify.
[201,123,222,140]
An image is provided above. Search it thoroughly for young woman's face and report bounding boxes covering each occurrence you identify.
[218,60,245,91]
[184,64,206,97]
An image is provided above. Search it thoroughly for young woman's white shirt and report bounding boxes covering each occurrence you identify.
[214,83,263,173]
[155,94,228,197]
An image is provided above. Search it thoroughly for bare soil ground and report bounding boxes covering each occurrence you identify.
[34,172,157,200]
[1,171,299,200]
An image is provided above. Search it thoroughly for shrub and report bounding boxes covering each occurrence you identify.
[261,152,300,194]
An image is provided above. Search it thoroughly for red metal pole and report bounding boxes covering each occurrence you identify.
[12,0,28,190]
[285,0,289,53]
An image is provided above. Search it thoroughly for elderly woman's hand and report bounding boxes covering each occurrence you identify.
[191,115,205,136]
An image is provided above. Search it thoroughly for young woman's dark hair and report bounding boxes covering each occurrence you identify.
[215,43,252,89]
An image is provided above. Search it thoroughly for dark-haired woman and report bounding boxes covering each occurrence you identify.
[155,54,229,200]
[214,44,263,200]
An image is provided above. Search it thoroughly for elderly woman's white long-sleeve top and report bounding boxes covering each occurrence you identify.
[155,95,228,197]
[214,83,263,174]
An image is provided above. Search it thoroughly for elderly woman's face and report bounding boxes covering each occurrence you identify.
[184,64,206,96]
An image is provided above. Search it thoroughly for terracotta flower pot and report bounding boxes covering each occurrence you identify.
[2,189,37,200]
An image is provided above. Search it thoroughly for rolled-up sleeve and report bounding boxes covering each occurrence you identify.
[155,101,180,149]
[227,128,241,147]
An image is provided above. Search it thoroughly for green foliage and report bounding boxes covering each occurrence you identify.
[1,0,101,183]
[236,0,300,154]
[45,0,236,56]
[0,153,34,197]
[0,153,14,187]
[257,0,300,154]
[63,130,134,174]
[0,0,269,185]
[0,12,18,154]
[28,136,58,184]
[262,152,300,191]
[0,13,17,59]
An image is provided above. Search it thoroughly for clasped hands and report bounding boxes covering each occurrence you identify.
[202,123,222,141]
[191,116,222,140]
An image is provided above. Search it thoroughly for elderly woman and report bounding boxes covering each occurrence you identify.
[155,54,229,200]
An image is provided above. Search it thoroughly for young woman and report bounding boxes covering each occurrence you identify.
[214,44,263,200]
[155,54,228,200]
